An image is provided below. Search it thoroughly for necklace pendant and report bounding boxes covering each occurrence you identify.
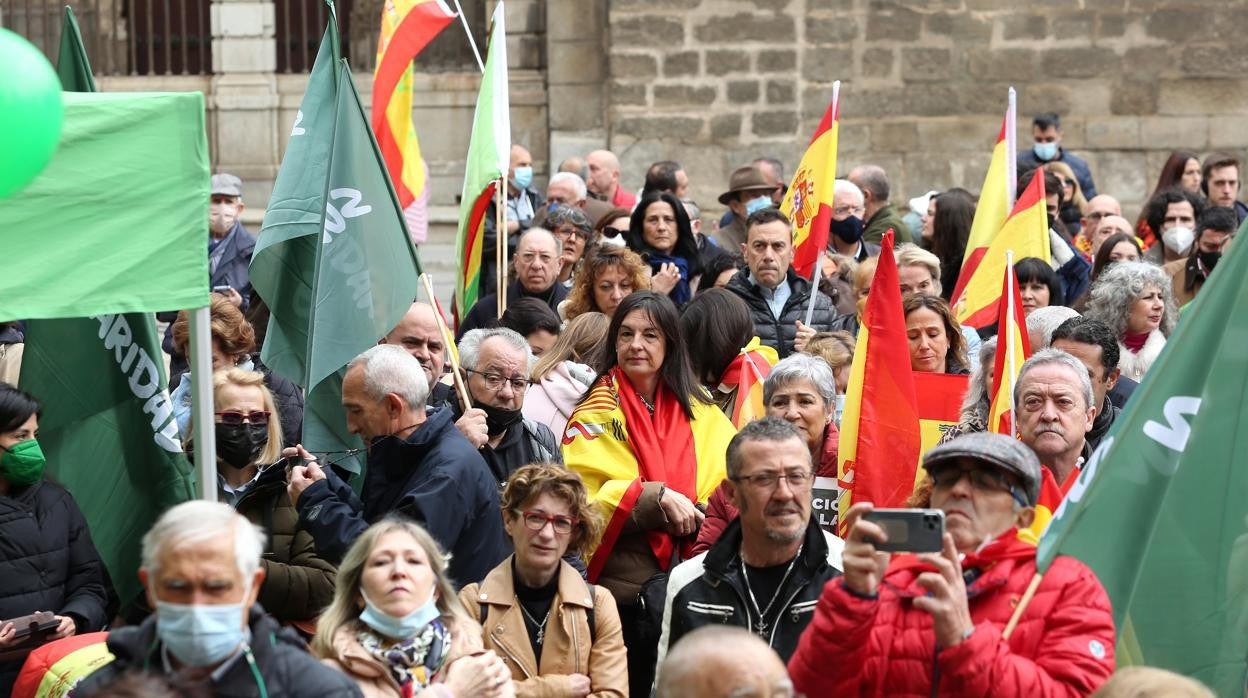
[535,626,545,645]
[755,621,768,639]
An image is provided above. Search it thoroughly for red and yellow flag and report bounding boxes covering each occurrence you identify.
[953,170,1051,328]
[1019,464,1078,544]
[988,262,1032,435]
[717,337,779,429]
[372,0,455,244]
[781,83,839,280]
[836,231,922,535]
[950,115,1011,304]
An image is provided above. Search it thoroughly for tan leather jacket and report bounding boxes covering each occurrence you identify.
[321,617,483,698]
[460,557,629,697]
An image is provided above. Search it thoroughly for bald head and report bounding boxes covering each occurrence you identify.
[656,626,790,698]
[1090,214,1134,256]
[1081,194,1122,241]
[587,149,623,199]
[381,302,447,388]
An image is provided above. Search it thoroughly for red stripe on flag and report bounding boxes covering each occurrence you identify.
[372,4,455,125]
[585,478,645,583]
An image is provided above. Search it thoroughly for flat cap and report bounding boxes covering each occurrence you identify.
[211,173,243,197]
[922,432,1042,505]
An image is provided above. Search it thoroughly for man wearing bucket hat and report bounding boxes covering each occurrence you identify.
[789,432,1116,697]
[713,166,781,250]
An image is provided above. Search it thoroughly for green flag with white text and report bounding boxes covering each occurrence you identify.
[1037,218,1248,696]
[56,5,96,92]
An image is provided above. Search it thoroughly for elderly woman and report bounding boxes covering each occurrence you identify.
[939,337,998,444]
[693,353,842,555]
[561,291,733,696]
[1083,261,1177,381]
[680,289,777,425]
[542,204,594,288]
[461,465,627,697]
[562,246,649,320]
[524,312,609,437]
[208,368,335,628]
[314,517,513,698]
[625,191,704,306]
[903,294,969,375]
[0,384,110,694]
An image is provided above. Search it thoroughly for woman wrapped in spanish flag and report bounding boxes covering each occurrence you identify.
[561,291,735,696]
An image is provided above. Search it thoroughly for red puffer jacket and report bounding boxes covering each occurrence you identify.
[789,530,1114,697]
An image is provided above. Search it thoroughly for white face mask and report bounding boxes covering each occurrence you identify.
[210,202,239,235]
[1162,226,1194,255]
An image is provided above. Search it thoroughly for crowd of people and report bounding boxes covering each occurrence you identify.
[0,111,1240,697]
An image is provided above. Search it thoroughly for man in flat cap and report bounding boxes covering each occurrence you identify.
[789,432,1116,697]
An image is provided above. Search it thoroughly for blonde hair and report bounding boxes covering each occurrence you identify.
[312,517,473,658]
[531,312,609,382]
[209,367,284,466]
[804,331,855,373]
[1089,667,1213,698]
[1045,161,1088,213]
[500,464,603,557]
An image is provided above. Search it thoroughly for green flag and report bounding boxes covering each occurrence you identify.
[1037,217,1248,695]
[251,12,422,472]
[0,91,209,319]
[56,5,96,92]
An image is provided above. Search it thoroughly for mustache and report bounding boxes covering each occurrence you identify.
[1034,424,1065,437]
[765,504,804,517]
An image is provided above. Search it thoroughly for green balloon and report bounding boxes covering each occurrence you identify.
[0,29,64,199]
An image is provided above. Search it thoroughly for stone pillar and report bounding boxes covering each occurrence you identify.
[544,0,607,175]
[210,0,279,213]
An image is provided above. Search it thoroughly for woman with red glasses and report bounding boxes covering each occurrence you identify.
[460,463,627,697]
[203,367,335,631]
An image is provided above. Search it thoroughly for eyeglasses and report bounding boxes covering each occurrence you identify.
[602,226,628,238]
[518,510,578,535]
[929,466,1027,506]
[215,410,270,425]
[554,226,591,242]
[731,470,815,491]
[463,367,531,394]
[834,205,865,217]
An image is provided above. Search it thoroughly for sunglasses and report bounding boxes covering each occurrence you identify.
[215,410,270,425]
[602,226,628,238]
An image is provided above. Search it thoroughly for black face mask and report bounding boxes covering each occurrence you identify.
[829,215,864,244]
[479,403,523,437]
[1198,249,1221,274]
[215,423,267,470]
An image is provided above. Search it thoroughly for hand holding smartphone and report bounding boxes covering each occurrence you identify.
[862,508,945,553]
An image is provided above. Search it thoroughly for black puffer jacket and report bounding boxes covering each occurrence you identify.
[71,606,362,697]
[724,269,838,357]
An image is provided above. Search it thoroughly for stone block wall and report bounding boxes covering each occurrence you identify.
[605,0,1248,221]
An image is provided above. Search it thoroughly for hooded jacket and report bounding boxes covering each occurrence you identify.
[523,361,597,439]
[724,269,837,358]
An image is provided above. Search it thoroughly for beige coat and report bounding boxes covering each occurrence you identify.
[460,557,629,698]
[321,617,483,698]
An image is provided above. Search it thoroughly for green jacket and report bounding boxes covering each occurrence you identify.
[862,204,912,245]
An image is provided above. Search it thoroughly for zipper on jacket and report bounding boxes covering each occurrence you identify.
[929,638,941,698]
[489,621,535,679]
[769,579,811,647]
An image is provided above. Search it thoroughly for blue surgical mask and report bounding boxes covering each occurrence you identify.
[155,597,250,667]
[745,194,772,217]
[359,587,440,640]
[1033,142,1058,161]
[511,166,534,190]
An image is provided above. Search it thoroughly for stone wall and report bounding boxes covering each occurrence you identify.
[604,0,1248,221]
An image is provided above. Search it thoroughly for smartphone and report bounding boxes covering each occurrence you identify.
[862,508,945,553]
[212,285,232,294]
[5,611,58,640]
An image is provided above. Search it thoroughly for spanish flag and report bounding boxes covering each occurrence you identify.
[1019,464,1077,545]
[913,372,969,488]
[372,0,455,243]
[988,260,1032,435]
[717,337,778,429]
[949,114,1011,304]
[562,369,733,580]
[837,231,922,536]
[11,632,112,698]
[453,4,509,324]
[781,82,839,280]
[953,169,1051,328]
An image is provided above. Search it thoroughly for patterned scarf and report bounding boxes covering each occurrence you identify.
[357,619,452,698]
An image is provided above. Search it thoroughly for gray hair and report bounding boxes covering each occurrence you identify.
[543,203,592,234]
[142,500,266,581]
[1026,305,1080,349]
[459,326,535,373]
[960,336,997,423]
[681,198,702,221]
[764,353,837,408]
[895,243,942,295]
[1084,261,1177,338]
[833,178,864,203]
[548,171,588,202]
[1013,347,1094,411]
[517,226,563,257]
[347,344,430,411]
[724,416,809,479]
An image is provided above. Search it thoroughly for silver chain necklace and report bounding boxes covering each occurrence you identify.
[516,598,551,646]
[740,545,802,640]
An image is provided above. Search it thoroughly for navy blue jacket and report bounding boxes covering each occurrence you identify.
[295,407,509,589]
[1017,147,1098,199]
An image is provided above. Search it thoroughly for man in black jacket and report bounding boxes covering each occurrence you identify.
[724,209,837,357]
[72,501,360,697]
[1050,317,1123,454]
[287,345,507,588]
[656,418,844,667]
[457,229,568,340]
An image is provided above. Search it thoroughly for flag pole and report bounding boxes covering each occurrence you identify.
[1002,572,1043,639]
[1005,249,1017,435]
[419,274,474,409]
[496,177,508,318]
[451,0,485,74]
[1006,87,1018,208]
[188,305,218,502]
[805,79,841,327]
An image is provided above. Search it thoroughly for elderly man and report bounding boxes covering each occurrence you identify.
[453,328,560,489]
[848,164,912,245]
[287,345,507,587]
[715,166,781,250]
[534,171,612,232]
[656,626,793,698]
[1078,194,1121,254]
[379,301,453,408]
[587,149,636,209]
[1050,317,1127,452]
[828,179,879,263]
[657,418,843,667]
[72,501,360,696]
[723,209,837,357]
[1165,206,1238,306]
[1087,214,1134,258]
[1015,348,1097,497]
[480,144,543,299]
[789,431,1115,696]
[457,228,568,340]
